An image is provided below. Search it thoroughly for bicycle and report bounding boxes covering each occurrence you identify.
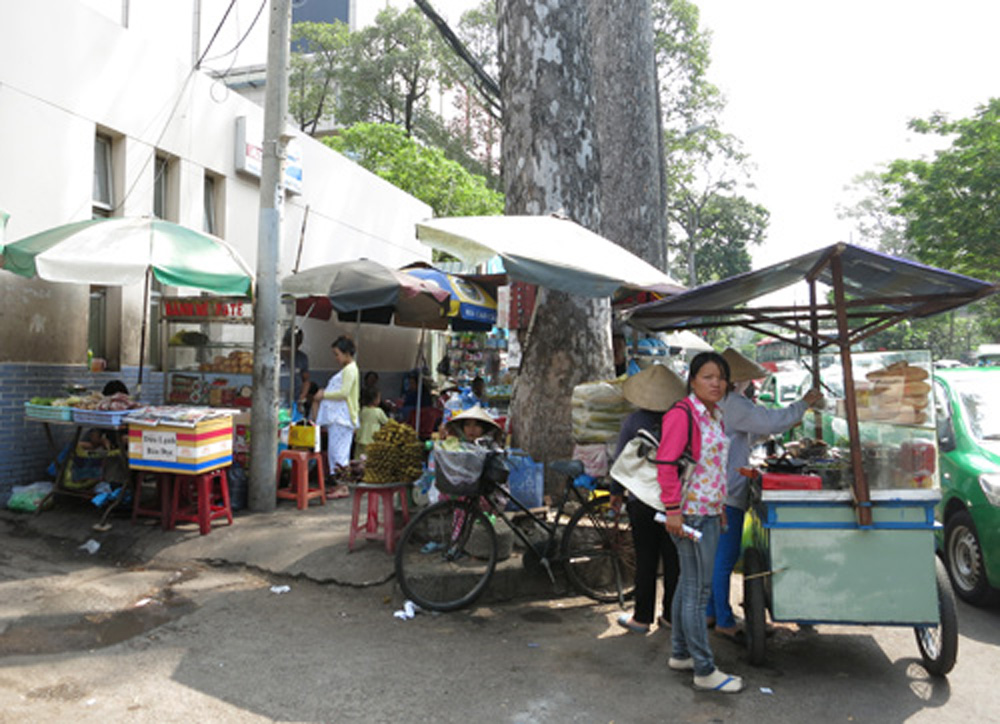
[394,459,637,612]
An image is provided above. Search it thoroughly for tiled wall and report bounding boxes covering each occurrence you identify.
[0,364,163,498]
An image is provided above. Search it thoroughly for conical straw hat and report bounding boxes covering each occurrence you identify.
[446,404,501,433]
[722,347,768,382]
[622,363,686,412]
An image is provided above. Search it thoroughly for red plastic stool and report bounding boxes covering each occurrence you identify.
[348,482,411,554]
[131,471,174,530]
[170,468,233,536]
[275,449,326,509]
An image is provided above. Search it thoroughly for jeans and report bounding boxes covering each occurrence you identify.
[670,514,722,677]
[706,504,745,629]
[625,496,680,625]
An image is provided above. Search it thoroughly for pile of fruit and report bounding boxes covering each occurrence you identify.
[362,419,424,484]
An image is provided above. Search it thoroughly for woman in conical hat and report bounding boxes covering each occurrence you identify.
[612,363,686,635]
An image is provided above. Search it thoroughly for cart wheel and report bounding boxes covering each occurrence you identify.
[914,557,958,677]
[742,547,768,666]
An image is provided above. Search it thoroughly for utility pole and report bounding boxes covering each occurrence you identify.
[249,0,291,512]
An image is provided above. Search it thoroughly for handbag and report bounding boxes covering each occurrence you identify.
[609,403,695,512]
[288,420,321,452]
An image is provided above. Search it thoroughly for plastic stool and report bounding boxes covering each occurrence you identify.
[131,471,174,530]
[275,449,326,509]
[170,468,233,536]
[348,482,411,554]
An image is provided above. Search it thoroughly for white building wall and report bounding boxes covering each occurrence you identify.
[0,0,434,373]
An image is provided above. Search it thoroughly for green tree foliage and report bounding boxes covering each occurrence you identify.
[324,122,503,218]
[882,99,1000,282]
[836,169,909,256]
[289,21,350,135]
[838,100,1000,353]
[333,7,448,135]
[652,0,768,286]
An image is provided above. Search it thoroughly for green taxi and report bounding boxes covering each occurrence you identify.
[934,368,1000,606]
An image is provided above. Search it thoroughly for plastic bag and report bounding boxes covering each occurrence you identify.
[7,482,54,513]
[571,378,633,443]
[434,440,490,497]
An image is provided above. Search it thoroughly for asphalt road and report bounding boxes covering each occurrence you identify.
[1,518,998,723]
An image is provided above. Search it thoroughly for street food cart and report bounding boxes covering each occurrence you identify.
[624,243,999,676]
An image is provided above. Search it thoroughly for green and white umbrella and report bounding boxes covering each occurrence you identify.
[0,209,9,245]
[0,217,252,294]
[0,217,254,395]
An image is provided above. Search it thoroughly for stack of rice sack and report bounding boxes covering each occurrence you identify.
[362,419,425,483]
[572,378,634,444]
[858,361,931,425]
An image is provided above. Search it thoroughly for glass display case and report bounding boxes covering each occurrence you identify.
[160,296,255,407]
[797,349,937,491]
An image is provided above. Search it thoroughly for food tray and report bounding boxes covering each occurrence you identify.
[71,408,132,427]
[24,402,74,422]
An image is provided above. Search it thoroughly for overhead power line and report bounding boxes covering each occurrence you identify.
[412,0,502,120]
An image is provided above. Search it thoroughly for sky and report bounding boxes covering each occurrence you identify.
[368,1,1000,272]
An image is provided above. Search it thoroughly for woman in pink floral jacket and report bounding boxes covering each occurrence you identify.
[656,351,744,694]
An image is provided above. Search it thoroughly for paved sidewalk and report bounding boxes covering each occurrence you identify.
[1,490,556,603]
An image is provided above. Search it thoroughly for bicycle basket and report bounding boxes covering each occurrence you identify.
[434,443,490,497]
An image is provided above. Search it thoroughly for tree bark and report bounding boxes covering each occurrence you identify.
[499,0,608,465]
[590,0,666,271]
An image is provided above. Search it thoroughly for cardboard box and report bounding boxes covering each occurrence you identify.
[128,416,233,474]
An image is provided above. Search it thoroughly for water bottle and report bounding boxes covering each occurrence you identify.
[653,513,703,541]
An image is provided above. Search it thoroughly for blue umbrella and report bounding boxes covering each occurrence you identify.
[403,266,497,332]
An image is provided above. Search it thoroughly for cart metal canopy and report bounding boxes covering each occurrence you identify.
[623,242,998,526]
[623,242,996,345]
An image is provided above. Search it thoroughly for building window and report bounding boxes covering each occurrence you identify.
[204,174,218,234]
[154,155,169,219]
[89,286,107,359]
[93,134,113,217]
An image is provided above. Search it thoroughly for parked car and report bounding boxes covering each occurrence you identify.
[933,368,1000,605]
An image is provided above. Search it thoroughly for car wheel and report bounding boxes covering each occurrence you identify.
[944,509,1000,606]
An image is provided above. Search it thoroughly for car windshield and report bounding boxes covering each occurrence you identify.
[952,379,1000,442]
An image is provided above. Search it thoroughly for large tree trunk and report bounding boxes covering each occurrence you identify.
[499,1,609,465]
[590,0,666,269]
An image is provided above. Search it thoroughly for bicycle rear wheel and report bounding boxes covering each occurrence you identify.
[561,496,636,603]
[395,498,498,612]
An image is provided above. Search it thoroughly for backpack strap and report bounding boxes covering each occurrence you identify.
[642,399,694,467]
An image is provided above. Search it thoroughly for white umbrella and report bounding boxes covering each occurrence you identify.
[415,215,684,297]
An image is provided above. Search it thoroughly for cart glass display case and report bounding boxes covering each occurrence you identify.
[797,349,938,492]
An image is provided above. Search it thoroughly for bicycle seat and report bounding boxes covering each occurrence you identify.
[550,459,584,478]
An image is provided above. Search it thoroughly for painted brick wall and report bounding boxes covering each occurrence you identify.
[0,364,163,498]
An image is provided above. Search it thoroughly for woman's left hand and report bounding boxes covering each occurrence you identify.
[720,506,729,532]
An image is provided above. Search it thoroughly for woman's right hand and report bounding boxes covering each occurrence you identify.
[664,512,684,537]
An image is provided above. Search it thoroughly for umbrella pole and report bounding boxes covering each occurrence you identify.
[414,326,425,433]
[136,267,151,400]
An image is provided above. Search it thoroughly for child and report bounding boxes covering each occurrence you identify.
[443,405,502,444]
[356,386,388,457]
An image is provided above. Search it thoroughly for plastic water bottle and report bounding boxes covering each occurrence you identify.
[653,513,703,541]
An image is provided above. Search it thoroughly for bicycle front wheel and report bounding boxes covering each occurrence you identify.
[561,496,636,603]
[395,499,498,612]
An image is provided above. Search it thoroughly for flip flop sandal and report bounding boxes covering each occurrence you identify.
[693,671,744,693]
[617,615,650,634]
